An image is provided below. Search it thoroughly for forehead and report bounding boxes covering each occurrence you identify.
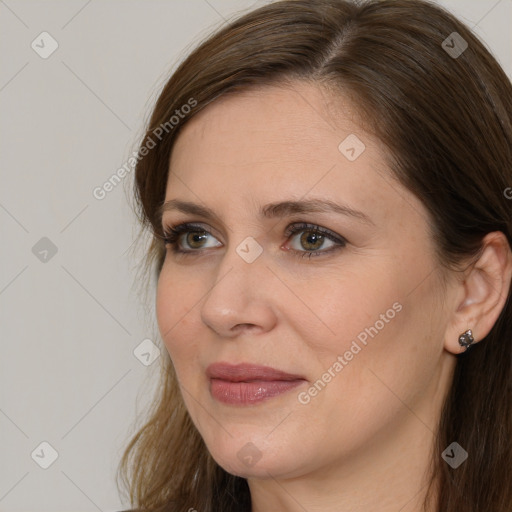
[169,82,384,193]
[172,82,367,167]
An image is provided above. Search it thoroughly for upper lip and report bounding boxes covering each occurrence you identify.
[206,362,305,382]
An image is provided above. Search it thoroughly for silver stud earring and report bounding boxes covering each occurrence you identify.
[458,329,475,351]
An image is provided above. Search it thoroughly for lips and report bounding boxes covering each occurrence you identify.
[206,362,304,382]
[206,363,306,405]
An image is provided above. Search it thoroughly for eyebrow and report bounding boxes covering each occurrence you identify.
[158,198,375,226]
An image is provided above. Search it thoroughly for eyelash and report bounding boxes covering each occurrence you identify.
[161,222,346,259]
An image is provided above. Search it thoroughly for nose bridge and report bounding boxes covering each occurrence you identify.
[211,231,267,292]
[199,235,276,335]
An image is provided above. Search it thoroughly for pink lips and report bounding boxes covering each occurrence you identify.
[206,362,306,405]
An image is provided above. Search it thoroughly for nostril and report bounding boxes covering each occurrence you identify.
[232,323,260,334]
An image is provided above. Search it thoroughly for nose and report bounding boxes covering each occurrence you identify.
[200,244,278,338]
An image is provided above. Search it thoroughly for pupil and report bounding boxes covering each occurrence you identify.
[188,232,207,248]
[301,231,323,250]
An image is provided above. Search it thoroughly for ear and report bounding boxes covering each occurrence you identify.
[444,232,512,355]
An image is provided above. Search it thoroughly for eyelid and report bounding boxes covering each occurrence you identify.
[283,222,346,243]
[162,221,221,239]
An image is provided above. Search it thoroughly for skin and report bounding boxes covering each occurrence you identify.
[156,81,512,512]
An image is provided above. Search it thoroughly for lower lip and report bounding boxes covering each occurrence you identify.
[210,379,305,405]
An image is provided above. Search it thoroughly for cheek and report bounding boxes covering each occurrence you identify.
[319,268,443,413]
[298,262,403,361]
[305,253,439,395]
[156,270,199,367]
[155,274,175,346]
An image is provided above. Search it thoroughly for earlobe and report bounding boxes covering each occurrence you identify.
[444,232,512,355]
[457,329,475,352]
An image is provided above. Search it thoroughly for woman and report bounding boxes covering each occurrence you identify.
[118,1,512,510]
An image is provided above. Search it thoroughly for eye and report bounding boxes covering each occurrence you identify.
[283,223,346,259]
[162,223,222,253]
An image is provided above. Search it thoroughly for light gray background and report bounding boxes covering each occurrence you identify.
[0,1,510,510]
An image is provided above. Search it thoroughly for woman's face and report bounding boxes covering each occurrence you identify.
[156,82,456,480]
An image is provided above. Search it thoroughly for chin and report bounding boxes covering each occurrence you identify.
[214,455,291,480]
[206,437,307,480]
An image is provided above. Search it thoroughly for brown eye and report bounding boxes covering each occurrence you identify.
[298,231,326,251]
[185,231,209,249]
[284,223,347,259]
[162,223,222,253]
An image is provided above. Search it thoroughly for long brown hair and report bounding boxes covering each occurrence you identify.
[117,1,512,510]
